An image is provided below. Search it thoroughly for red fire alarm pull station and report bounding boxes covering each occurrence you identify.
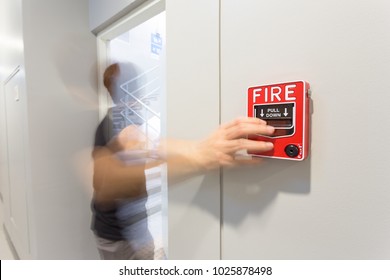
[247,80,311,160]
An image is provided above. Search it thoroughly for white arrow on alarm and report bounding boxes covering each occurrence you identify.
[283,108,289,117]
[260,109,264,117]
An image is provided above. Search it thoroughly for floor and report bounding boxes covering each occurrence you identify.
[0,200,17,260]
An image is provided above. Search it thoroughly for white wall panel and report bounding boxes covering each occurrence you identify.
[166,0,221,259]
[221,0,390,259]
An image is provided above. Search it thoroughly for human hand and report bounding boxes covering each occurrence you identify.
[193,117,274,170]
[160,117,275,182]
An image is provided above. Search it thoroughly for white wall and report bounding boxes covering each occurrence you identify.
[221,0,390,259]
[23,0,99,259]
[165,0,390,259]
[88,0,390,260]
[1,0,100,259]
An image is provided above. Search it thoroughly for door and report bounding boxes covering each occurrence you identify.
[108,10,166,258]
[97,0,168,258]
[3,66,30,257]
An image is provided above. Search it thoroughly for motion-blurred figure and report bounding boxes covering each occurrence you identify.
[91,62,275,260]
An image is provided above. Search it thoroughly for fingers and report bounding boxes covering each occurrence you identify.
[224,118,275,140]
[221,116,267,130]
[224,138,274,154]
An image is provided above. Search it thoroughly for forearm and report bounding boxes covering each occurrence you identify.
[159,139,216,185]
[160,118,275,184]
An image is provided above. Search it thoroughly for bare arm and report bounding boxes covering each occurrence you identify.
[92,117,274,203]
[162,117,275,184]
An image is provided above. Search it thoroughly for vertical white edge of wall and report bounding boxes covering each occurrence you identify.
[96,39,110,121]
[165,0,221,259]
